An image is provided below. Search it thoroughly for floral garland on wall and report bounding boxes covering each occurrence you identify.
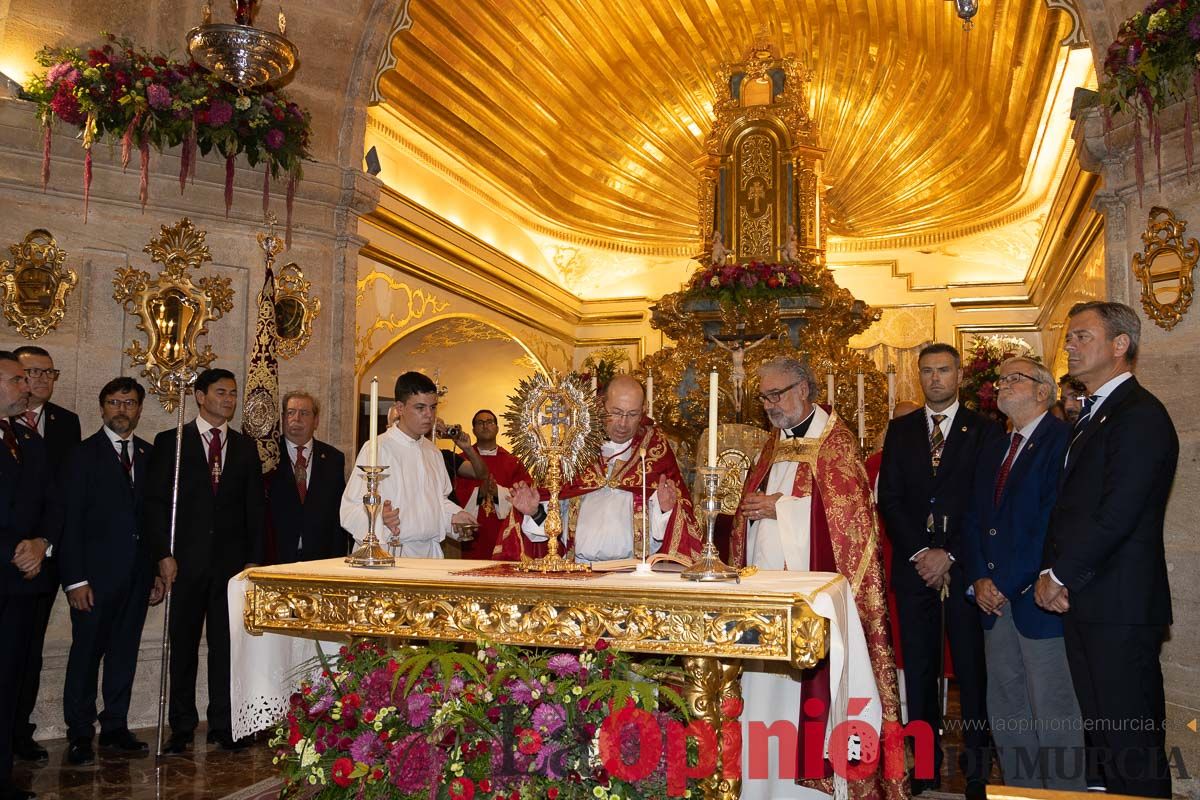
[684,261,817,306]
[275,639,703,799]
[22,33,312,243]
[1099,0,1200,200]
[959,335,1039,415]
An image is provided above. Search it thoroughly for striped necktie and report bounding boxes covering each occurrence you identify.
[929,413,947,474]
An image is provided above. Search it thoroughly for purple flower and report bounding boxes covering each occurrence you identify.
[146,83,171,109]
[388,733,441,792]
[547,653,581,677]
[531,703,566,736]
[405,692,433,727]
[360,668,398,710]
[1189,17,1200,40]
[349,731,381,764]
[507,679,534,704]
[307,691,335,719]
[265,128,285,150]
[206,99,233,127]
[47,63,79,85]
[447,676,465,695]
[740,271,758,288]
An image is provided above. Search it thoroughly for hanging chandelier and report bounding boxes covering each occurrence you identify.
[187,1,297,90]
[950,0,980,30]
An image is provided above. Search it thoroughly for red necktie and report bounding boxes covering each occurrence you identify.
[22,410,38,433]
[119,439,132,482]
[207,429,223,494]
[993,432,1024,505]
[294,445,308,503]
[0,419,20,463]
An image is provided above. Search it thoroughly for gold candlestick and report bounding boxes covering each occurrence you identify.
[346,465,394,567]
[681,466,740,582]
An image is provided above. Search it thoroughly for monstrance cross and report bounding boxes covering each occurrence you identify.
[540,398,571,445]
[748,182,765,214]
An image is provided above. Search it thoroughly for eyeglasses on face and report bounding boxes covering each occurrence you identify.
[756,380,802,405]
[604,409,642,422]
[994,372,1041,388]
[25,368,60,379]
[104,398,140,410]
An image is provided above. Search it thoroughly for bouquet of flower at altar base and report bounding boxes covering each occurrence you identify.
[685,260,816,306]
[272,638,708,799]
[960,335,1040,414]
[22,32,312,233]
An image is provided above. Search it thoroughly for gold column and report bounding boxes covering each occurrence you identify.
[681,656,743,800]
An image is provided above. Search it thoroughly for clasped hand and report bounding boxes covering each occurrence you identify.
[12,537,47,579]
[914,548,952,590]
[972,578,1007,616]
[1034,572,1070,613]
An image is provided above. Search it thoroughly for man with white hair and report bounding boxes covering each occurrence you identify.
[962,357,1083,789]
[730,355,905,800]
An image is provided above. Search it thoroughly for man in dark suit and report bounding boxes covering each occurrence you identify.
[963,357,1083,790]
[267,391,349,563]
[10,346,80,763]
[144,368,265,754]
[878,343,1003,800]
[59,377,164,766]
[1036,301,1177,798]
[0,350,55,800]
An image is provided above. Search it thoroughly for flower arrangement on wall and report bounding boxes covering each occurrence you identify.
[959,335,1039,415]
[274,639,702,799]
[1099,0,1200,197]
[683,261,816,307]
[22,33,311,240]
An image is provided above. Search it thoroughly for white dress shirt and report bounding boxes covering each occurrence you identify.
[195,415,230,463]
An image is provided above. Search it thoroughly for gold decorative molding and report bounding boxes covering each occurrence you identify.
[354,269,449,368]
[0,230,78,339]
[112,219,234,412]
[273,262,320,360]
[410,317,512,355]
[1132,207,1198,331]
[367,1,413,106]
[1044,0,1090,49]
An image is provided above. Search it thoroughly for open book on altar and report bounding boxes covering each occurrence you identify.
[590,552,694,573]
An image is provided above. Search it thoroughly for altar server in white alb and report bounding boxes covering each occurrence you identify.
[340,371,476,558]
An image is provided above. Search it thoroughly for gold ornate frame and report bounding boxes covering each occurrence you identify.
[112,218,235,411]
[1132,206,1198,331]
[273,262,320,359]
[0,230,78,339]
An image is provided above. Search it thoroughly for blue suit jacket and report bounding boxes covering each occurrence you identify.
[963,413,1069,638]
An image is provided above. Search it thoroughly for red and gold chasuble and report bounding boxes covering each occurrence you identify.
[732,411,907,800]
[454,446,544,561]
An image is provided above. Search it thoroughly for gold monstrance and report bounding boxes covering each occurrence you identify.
[504,371,603,573]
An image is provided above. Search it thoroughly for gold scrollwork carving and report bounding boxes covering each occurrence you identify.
[1132,206,1198,331]
[0,230,78,339]
[273,263,321,359]
[680,656,743,800]
[112,219,234,411]
[739,204,774,260]
[790,609,829,670]
[354,270,449,368]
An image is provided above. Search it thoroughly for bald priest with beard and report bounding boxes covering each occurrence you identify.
[510,375,703,563]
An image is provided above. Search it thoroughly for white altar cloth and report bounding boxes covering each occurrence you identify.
[227,558,881,776]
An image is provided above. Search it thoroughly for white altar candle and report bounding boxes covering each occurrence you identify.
[368,377,379,467]
[886,365,897,419]
[591,374,598,394]
[856,371,865,441]
[708,370,719,467]
[646,372,654,418]
[826,373,835,405]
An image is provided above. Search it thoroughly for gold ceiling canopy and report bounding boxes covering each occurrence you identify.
[378,0,1070,253]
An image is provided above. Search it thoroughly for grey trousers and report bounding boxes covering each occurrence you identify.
[983,612,1086,790]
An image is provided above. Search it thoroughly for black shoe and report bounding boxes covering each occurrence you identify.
[161,731,192,755]
[206,730,248,751]
[12,737,47,762]
[66,739,95,766]
[98,729,149,753]
[965,779,988,800]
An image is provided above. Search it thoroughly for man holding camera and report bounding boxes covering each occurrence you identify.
[340,371,476,558]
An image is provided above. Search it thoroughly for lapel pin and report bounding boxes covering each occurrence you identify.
[961,426,968,432]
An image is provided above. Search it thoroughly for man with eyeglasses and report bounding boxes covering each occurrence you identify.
[453,409,536,560]
[961,358,1083,790]
[58,377,164,765]
[729,356,905,800]
[0,350,55,800]
[878,343,1003,800]
[11,345,80,765]
[511,375,703,563]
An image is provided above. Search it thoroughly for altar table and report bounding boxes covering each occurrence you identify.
[232,558,875,800]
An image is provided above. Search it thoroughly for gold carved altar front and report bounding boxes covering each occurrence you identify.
[242,559,837,800]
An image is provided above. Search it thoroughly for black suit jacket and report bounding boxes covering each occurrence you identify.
[267,437,349,563]
[143,421,266,579]
[25,400,82,472]
[1044,376,1177,625]
[58,428,153,593]
[878,403,1004,594]
[0,423,58,595]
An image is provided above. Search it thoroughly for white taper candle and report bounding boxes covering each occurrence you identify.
[708,370,719,467]
[368,377,379,467]
[856,371,865,440]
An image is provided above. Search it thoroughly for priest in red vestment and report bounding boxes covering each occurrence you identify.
[453,408,544,560]
[510,375,703,562]
[732,356,907,800]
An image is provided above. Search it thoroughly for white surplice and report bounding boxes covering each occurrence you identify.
[521,439,670,563]
[339,426,461,559]
[741,406,881,800]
